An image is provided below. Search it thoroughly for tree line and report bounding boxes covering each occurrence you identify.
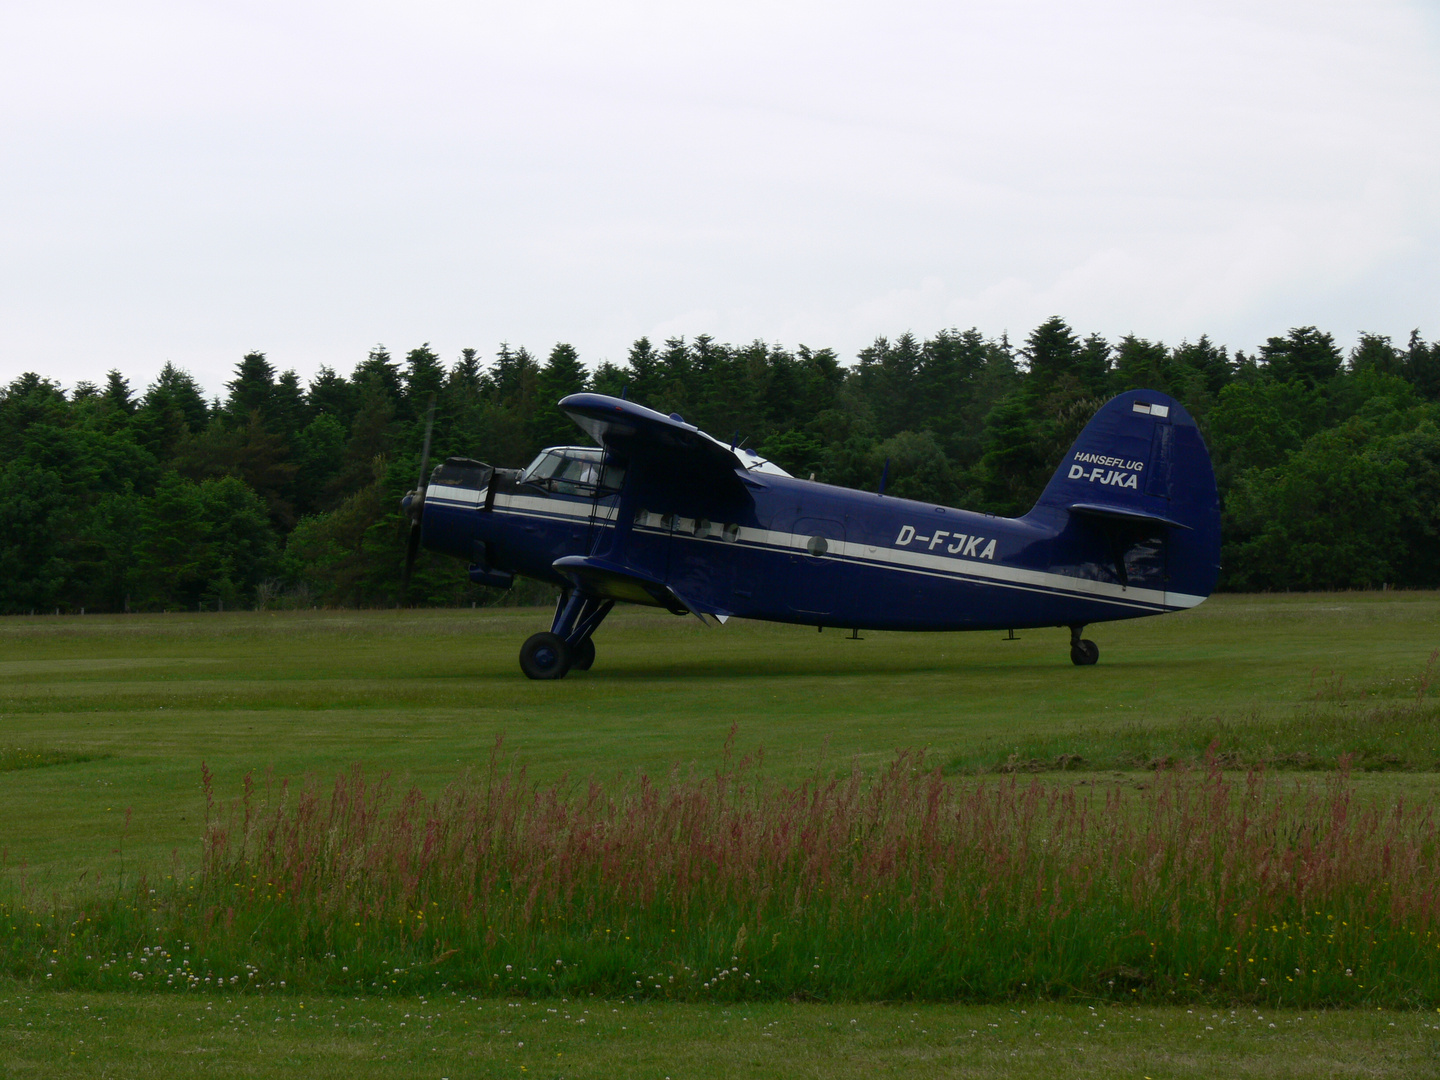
[4,318,1439,613]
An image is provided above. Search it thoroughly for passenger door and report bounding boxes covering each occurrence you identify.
[785,516,845,616]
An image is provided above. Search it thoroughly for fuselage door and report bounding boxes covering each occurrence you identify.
[786,516,845,616]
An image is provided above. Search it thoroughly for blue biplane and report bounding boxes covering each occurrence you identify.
[402,389,1220,678]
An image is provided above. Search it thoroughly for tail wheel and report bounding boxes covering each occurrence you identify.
[1070,639,1099,666]
[520,632,572,680]
[571,637,596,671]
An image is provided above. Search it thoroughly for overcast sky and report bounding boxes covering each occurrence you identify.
[3,0,1438,397]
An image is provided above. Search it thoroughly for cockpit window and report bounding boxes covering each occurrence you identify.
[521,447,623,496]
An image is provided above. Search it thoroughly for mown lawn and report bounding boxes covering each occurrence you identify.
[5,983,1439,1079]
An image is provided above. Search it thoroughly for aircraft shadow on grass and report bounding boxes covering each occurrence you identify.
[492,653,1221,683]
[402,390,1220,680]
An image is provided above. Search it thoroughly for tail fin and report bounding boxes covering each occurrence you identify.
[1025,390,1221,602]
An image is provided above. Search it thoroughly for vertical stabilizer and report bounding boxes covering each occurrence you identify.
[1024,390,1222,603]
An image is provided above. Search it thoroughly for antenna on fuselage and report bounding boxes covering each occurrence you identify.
[878,457,890,496]
[620,385,628,400]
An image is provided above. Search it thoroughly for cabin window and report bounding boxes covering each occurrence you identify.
[722,523,740,543]
[807,535,829,556]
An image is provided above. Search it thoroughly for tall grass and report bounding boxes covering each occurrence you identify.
[4,738,1439,1006]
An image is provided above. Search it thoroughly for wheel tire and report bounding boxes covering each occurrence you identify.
[571,637,596,671]
[520,632,572,680]
[1070,639,1100,666]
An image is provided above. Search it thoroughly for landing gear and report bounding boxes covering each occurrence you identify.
[520,632,572,679]
[572,637,596,671]
[1069,625,1099,666]
[519,590,613,679]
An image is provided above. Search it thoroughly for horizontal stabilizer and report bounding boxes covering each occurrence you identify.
[1068,502,1192,530]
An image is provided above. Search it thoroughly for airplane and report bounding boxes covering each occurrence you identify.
[401,388,1220,678]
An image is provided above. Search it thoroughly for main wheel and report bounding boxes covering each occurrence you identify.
[571,637,596,671]
[520,632,572,680]
[1070,639,1099,666]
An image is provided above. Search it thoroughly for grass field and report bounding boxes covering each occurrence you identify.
[2,592,1440,1075]
[2,592,1438,880]
[5,983,1439,1079]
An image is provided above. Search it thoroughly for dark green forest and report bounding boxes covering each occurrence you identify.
[5,318,1440,613]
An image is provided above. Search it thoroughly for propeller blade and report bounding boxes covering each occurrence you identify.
[416,395,437,491]
[401,395,438,606]
[401,517,423,600]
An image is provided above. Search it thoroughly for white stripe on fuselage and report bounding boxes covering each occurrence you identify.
[425,489,1203,612]
[428,488,618,525]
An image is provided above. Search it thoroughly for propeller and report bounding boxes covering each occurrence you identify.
[400,395,437,605]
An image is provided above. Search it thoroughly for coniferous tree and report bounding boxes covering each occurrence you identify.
[916,328,988,452]
[0,459,72,611]
[1076,333,1112,395]
[307,366,353,422]
[449,349,484,398]
[589,361,628,398]
[1350,333,1403,377]
[623,337,661,404]
[271,370,309,436]
[336,391,395,497]
[291,412,348,515]
[1111,336,1171,394]
[102,370,136,416]
[0,374,68,458]
[491,344,539,409]
[853,333,923,439]
[225,352,278,424]
[1405,330,1440,400]
[1258,326,1342,388]
[1021,316,1084,395]
[142,362,209,432]
[1171,336,1232,398]
[403,344,445,420]
[352,346,403,406]
[652,337,693,417]
[531,343,589,448]
[975,392,1045,515]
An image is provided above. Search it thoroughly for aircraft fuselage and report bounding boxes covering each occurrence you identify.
[421,469,1196,633]
[405,389,1220,676]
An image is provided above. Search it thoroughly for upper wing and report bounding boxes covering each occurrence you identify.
[559,394,742,469]
[558,393,756,499]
